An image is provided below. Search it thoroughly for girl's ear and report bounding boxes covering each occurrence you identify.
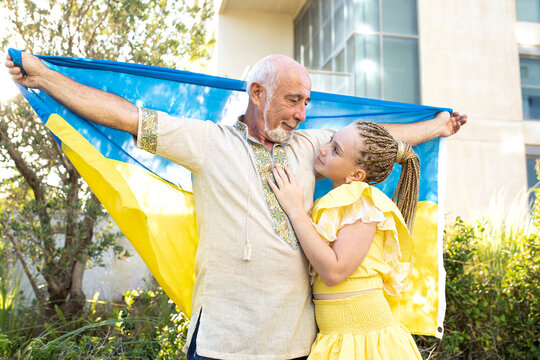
[250,82,264,107]
[346,169,366,184]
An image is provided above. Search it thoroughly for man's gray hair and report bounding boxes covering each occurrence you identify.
[245,55,281,100]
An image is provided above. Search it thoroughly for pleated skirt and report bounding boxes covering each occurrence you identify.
[309,290,422,360]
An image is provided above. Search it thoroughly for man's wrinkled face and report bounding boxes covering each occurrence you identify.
[262,70,311,143]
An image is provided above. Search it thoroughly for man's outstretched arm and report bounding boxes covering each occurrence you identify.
[383,111,468,146]
[5,52,139,135]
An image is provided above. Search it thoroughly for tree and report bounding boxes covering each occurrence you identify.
[0,0,214,316]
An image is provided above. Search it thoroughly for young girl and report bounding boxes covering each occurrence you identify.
[268,121,422,359]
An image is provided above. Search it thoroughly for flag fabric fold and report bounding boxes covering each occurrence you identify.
[9,48,449,338]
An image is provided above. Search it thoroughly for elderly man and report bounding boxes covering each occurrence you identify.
[6,53,466,360]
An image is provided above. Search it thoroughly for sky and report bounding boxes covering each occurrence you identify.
[0,4,20,103]
[0,64,19,103]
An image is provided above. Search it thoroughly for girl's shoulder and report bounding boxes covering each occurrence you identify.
[312,182,400,220]
[311,182,412,253]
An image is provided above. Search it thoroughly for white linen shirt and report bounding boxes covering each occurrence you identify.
[137,108,333,359]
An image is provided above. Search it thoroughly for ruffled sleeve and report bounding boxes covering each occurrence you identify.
[312,193,385,242]
[311,182,413,296]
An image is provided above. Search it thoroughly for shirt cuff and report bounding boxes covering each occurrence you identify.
[136,107,158,153]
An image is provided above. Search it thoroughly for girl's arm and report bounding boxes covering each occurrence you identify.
[268,165,377,287]
[382,111,467,146]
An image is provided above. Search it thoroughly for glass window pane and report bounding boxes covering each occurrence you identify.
[311,0,320,33]
[382,0,418,35]
[526,155,539,207]
[334,1,346,48]
[304,43,312,69]
[336,49,346,72]
[353,0,379,33]
[382,37,419,103]
[323,58,333,71]
[294,22,302,62]
[523,87,540,120]
[323,20,333,62]
[521,58,540,120]
[346,36,355,74]
[312,33,321,69]
[516,0,540,22]
[345,0,354,36]
[354,34,381,98]
[526,156,540,188]
[322,0,332,20]
[521,58,540,86]
[302,12,310,46]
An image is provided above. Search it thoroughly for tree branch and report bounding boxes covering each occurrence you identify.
[4,226,47,308]
[0,124,50,227]
[51,134,77,180]
[62,170,80,253]
[85,6,110,56]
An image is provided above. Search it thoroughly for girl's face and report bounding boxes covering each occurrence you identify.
[315,124,366,188]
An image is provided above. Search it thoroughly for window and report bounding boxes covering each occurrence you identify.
[294,0,419,103]
[526,146,540,206]
[516,0,540,22]
[520,57,540,120]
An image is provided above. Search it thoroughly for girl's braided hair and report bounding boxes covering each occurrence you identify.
[354,121,420,230]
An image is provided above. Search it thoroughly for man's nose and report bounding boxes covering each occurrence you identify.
[294,103,307,123]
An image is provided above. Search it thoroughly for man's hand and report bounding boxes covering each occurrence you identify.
[5,52,49,89]
[5,51,139,135]
[435,111,468,137]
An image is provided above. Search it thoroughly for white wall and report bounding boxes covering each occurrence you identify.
[418,0,529,218]
[215,9,294,79]
[18,225,153,305]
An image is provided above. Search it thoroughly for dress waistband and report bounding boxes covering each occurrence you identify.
[312,274,383,295]
[313,290,396,335]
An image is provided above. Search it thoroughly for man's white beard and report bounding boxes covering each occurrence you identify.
[263,100,294,144]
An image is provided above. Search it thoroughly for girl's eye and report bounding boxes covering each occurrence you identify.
[332,146,338,155]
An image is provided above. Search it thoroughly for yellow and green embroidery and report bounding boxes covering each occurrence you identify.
[237,121,298,249]
[139,108,158,153]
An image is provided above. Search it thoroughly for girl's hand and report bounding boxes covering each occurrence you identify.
[267,165,305,217]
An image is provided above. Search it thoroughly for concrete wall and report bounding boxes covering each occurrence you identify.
[215,9,294,78]
[418,0,530,218]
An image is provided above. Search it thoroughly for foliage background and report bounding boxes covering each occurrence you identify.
[0,0,214,317]
[0,1,538,359]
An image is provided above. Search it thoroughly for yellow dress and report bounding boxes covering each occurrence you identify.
[308,182,422,360]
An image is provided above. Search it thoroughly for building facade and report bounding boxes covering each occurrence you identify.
[213,0,540,218]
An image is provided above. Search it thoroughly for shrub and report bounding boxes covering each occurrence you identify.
[1,287,189,359]
[416,165,540,359]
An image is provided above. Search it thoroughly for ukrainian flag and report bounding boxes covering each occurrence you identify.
[9,48,449,338]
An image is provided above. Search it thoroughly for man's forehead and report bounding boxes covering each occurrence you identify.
[277,76,311,95]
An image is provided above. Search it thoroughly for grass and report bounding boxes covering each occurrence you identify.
[463,186,539,280]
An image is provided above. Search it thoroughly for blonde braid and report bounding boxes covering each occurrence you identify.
[393,141,420,230]
[354,121,420,230]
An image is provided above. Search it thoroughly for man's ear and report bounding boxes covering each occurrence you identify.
[346,169,366,183]
[250,82,264,107]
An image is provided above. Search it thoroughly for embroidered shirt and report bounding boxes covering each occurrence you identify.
[236,120,297,248]
[137,108,334,360]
